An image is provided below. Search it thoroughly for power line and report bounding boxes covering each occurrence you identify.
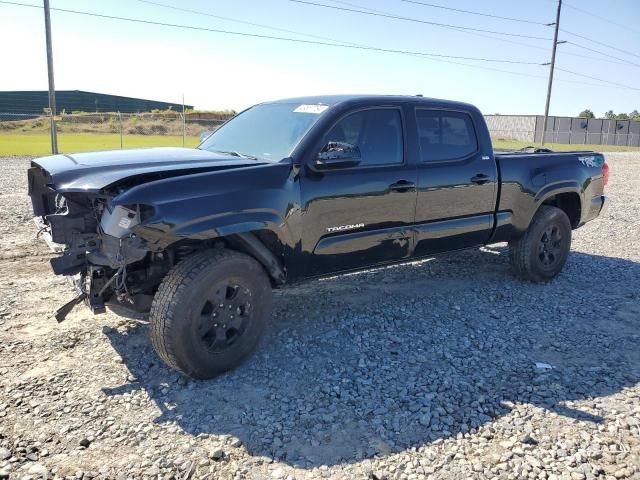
[128,0,574,83]
[326,0,560,52]
[137,0,552,59]
[556,48,640,68]
[133,0,640,86]
[326,0,640,68]
[132,0,548,72]
[560,29,640,59]
[555,67,640,91]
[398,0,551,25]
[134,0,356,47]
[287,0,552,40]
[562,1,640,35]
[563,41,640,68]
[1,0,638,93]
[132,0,632,89]
[0,1,542,65]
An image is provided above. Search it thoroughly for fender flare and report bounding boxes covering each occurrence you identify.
[534,181,582,206]
[171,210,286,238]
[134,211,290,284]
[226,232,286,285]
[506,182,582,239]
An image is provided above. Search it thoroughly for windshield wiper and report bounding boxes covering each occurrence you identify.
[214,150,258,160]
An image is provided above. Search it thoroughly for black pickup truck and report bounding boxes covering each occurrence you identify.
[28,95,609,379]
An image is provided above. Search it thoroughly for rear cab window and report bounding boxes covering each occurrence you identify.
[415,109,478,162]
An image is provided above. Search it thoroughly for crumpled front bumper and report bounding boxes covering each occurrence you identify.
[34,216,108,320]
[33,216,64,253]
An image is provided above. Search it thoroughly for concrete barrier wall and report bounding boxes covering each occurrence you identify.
[485,115,640,146]
[483,115,536,142]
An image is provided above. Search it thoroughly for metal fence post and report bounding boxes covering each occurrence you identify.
[118,111,123,149]
[181,94,186,147]
[48,109,58,154]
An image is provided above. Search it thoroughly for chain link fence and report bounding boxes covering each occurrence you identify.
[4,110,640,156]
[0,111,227,155]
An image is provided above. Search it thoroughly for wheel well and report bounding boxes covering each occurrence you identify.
[161,230,285,286]
[224,230,286,285]
[543,192,581,228]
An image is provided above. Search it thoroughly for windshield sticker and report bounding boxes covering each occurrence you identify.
[294,104,328,114]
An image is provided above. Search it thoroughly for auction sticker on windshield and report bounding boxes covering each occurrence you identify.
[294,104,328,114]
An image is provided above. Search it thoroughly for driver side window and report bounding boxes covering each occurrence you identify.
[324,108,404,166]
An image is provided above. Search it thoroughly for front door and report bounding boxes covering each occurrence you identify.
[300,106,418,276]
[412,108,498,256]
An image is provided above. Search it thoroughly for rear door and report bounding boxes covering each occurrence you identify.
[412,107,498,256]
[300,106,418,276]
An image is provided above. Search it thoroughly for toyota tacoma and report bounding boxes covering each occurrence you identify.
[28,95,609,379]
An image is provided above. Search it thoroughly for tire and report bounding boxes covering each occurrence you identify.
[508,205,572,282]
[149,249,272,379]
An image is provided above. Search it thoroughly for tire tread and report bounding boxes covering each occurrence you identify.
[149,249,256,376]
[509,205,571,282]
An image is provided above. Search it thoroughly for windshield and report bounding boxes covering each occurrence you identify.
[199,102,329,161]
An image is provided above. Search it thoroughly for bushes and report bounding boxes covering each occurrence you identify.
[149,123,168,134]
[0,112,223,138]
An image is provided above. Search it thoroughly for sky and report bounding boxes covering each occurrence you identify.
[0,0,638,116]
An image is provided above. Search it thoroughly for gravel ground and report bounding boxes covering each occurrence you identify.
[0,154,638,480]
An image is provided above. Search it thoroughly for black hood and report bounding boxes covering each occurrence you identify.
[31,147,268,193]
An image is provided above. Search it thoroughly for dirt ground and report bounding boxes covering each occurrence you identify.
[0,154,638,480]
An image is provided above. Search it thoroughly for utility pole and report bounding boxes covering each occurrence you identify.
[43,0,58,154]
[540,0,563,146]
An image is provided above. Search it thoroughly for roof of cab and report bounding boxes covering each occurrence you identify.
[266,94,476,110]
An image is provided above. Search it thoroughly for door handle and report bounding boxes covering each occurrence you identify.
[470,174,490,185]
[389,180,416,192]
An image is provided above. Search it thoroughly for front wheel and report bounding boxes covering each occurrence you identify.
[149,249,272,379]
[509,205,572,282]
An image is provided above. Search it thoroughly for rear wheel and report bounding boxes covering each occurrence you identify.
[149,249,272,379]
[509,205,572,282]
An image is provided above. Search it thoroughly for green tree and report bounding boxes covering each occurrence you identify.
[616,113,630,120]
[604,110,616,119]
[629,110,640,121]
[578,109,595,118]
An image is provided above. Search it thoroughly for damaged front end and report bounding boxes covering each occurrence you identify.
[28,163,174,321]
[27,147,276,321]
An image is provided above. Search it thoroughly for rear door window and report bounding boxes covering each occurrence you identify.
[416,109,478,162]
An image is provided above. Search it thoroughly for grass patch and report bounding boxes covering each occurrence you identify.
[492,138,640,152]
[0,133,200,156]
[1,132,638,157]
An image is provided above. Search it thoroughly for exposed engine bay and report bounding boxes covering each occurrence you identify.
[28,163,209,320]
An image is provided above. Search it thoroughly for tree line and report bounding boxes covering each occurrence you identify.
[578,109,640,121]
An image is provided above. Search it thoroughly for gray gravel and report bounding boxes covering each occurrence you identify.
[0,154,638,480]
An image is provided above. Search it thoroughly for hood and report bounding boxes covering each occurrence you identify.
[32,147,269,193]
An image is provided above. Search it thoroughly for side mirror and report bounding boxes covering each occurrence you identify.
[313,142,361,170]
[199,130,214,143]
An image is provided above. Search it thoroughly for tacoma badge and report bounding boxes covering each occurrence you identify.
[326,223,365,233]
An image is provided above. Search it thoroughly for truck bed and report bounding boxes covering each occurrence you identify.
[491,149,607,242]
